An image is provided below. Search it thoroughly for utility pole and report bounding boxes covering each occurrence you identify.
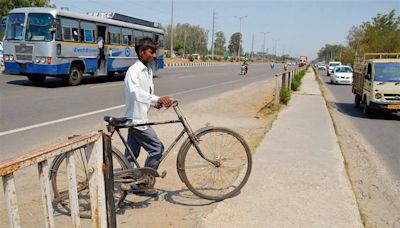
[273,39,279,60]
[261,32,269,62]
[170,0,174,58]
[251,32,254,61]
[234,15,247,58]
[183,30,187,58]
[211,8,216,59]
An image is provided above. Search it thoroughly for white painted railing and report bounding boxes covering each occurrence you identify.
[0,132,108,228]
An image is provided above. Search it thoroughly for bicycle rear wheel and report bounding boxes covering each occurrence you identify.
[50,146,129,218]
[179,127,252,201]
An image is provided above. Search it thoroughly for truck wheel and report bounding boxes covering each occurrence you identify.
[354,94,361,108]
[363,101,372,116]
[27,75,46,84]
[64,65,83,86]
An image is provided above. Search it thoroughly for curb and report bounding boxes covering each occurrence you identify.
[164,62,224,68]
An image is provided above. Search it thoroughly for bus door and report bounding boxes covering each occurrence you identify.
[96,25,107,75]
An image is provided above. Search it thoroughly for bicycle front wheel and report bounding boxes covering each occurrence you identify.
[179,127,252,201]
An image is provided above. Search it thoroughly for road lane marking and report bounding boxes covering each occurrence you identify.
[0,105,125,136]
[169,78,246,96]
[0,77,253,136]
[90,83,124,89]
[178,75,196,79]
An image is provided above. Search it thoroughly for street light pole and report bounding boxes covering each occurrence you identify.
[261,32,270,62]
[170,0,174,58]
[234,15,247,58]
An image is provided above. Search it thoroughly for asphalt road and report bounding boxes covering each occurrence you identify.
[316,69,400,181]
[0,63,286,160]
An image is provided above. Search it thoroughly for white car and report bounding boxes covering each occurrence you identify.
[317,64,327,71]
[330,66,353,84]
[327,61,341,76]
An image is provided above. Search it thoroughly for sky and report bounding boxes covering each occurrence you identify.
[50,0,400,59]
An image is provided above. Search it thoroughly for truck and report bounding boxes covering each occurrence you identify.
[352,53,400,116]
[298,56,307,67]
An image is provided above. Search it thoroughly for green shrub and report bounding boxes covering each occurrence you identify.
[189,55,194,62]
[280,87,291,104]
[291,79,301,91]
[201,56,207,62]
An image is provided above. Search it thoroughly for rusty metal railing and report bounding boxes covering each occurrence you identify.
[0,132,109,228]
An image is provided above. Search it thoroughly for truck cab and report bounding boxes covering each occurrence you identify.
[353,53,400,116]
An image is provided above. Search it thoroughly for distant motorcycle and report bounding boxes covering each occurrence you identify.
[240,65,248,75]
[270,63,275,69]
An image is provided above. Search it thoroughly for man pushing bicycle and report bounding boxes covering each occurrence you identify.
[124,37,173,196]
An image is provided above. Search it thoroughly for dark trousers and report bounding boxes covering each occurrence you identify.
[124,126,164,169]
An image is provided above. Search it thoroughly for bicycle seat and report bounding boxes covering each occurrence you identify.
[104,116,133,127]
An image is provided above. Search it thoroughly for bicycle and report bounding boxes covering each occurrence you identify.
[50,101,252,217]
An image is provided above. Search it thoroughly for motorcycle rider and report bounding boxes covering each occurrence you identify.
[241,60,248,75]
[270,60,275,69]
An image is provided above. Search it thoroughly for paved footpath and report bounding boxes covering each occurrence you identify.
[204,69,363,227]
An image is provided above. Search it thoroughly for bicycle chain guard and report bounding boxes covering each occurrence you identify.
[117,167,160,190]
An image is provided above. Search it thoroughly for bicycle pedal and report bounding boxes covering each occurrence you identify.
[160,170,167,179]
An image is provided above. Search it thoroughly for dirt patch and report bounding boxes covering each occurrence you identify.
[0,78,279,227]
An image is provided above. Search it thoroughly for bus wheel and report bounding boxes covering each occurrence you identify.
[107,71,115,77]
[64,65,83,86]
[27,75,46,84]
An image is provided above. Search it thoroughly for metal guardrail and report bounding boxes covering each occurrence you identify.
[274,67,302,106]
[0,132,109,228]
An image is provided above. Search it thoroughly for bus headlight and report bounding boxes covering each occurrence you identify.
[4,55,9,61]
[9,55,14,61]
[40,57,46,64]
[35,57,40,63]
[375,93,382,99]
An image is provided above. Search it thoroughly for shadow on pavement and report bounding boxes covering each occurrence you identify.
[332,102,400,120]
[6,74,127,88]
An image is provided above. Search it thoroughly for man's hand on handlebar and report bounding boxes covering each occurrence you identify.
[157,96,173,108]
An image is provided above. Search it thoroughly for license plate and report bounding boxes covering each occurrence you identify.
[388,104,400,109]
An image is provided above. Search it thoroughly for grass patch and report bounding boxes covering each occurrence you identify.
[291,68,308,91]
[280,87,291,104]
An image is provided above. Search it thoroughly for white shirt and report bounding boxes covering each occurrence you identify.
[124,60,159,128]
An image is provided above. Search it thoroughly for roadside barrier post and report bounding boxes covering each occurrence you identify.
[274,74,281,106]
[102,131,117,228]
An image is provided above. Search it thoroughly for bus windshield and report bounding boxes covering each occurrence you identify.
[25,13,53,41]
[374,62,400,82]
[5,13,25,40]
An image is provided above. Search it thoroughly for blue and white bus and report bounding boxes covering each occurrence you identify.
[3,7,164,85]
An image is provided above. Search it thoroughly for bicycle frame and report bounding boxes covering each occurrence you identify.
[107,102,218,170]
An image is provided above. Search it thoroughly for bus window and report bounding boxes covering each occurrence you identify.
[133,30,143,44]
[5,13,25,40]
[25,13,53,41]
[122,28,132,45]
[157,34,164,47]
[80,21,95,43]
[55,18,62,41]
[61,18,79,41]
[109,26,120,44]
[143,32,152,39]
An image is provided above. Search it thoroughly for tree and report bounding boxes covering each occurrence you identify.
[0,0,52,18]
[360,10,400,53]
[163,23,209,56]
[228,32,242,56]
[214,31,225,55]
